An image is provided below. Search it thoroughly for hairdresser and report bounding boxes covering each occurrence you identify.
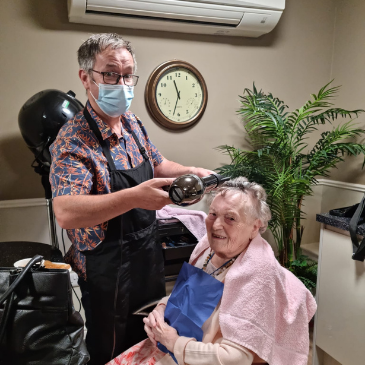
[49,33,213,365]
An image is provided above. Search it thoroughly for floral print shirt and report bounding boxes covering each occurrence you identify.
[50,102,164,280]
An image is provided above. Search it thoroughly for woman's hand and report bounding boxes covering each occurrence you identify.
[143,304,166,346]
[151,310,179,353]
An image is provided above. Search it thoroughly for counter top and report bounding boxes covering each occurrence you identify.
[316,213,365,236]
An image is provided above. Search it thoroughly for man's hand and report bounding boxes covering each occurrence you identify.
[143,304,166,346]
[154,159,215,179]
[191,167,215,178]
[132,178,175,210]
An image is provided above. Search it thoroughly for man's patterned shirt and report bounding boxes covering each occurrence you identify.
[50,102,164,280]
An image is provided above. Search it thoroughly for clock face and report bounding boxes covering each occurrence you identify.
[155,67,204,123]
[145,60,208,130]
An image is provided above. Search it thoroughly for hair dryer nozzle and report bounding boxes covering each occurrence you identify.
[167,173,230,206]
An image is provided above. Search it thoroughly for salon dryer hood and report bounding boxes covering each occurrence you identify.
[18,89,84,173]
[17,89,84,259]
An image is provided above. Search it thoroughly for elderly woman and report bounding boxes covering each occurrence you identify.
[107,177,316,365]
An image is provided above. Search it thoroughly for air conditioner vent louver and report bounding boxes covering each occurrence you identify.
[86,10,239,28]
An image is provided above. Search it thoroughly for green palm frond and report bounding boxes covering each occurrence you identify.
[289,254,318,291]
[216,82,365,290]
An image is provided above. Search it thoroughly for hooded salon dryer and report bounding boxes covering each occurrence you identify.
[18,89,83,259]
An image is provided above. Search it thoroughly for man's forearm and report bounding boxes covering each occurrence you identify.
[53,188,137,229]
[154,159,214,178]
[53,177,174,229]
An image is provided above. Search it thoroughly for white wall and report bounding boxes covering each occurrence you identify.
[0,0,338,201]
[0,198,73,256]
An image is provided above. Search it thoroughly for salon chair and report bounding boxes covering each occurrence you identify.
[0,241,62,267]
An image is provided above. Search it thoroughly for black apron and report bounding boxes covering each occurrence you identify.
[82,108,166,365]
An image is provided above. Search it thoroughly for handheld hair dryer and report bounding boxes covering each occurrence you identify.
[165,173,230,206]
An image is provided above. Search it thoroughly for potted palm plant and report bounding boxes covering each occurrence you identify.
[216,82,365,291]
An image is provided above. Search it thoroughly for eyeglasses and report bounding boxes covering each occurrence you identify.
[91,70,139,86]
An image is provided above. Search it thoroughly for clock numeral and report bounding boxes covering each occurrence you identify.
[195,93,198,97]
[175,73,181,77]
[158,93,161,97]
[186,76,188,80]
[177,113,180,117]
[186,110,188,114]
[167,76,172,80]
[192,83,195,88]
[161,83,166,87]
[169,110,171,113]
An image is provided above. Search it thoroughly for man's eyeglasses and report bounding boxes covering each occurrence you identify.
[91,70,139,86]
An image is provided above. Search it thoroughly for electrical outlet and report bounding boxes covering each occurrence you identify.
[70,271,79,287]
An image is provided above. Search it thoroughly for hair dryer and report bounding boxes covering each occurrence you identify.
[165,173,230,206]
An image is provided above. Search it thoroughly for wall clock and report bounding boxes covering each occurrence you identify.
[145,60,208,130]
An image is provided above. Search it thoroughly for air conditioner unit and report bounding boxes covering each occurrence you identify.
[68,0,285,38]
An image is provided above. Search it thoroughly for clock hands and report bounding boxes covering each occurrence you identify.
[173,80,181,115]
[173,97,179,116]
[174,80,181,100]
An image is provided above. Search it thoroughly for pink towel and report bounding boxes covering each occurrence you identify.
[156,206,207,240]
[190,234,317,365]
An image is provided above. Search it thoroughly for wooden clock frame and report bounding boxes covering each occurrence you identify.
[145,60,208,130]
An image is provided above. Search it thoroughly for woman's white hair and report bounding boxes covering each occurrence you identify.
[211,177,271,234]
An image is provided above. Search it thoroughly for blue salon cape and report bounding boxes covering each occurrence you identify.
[158,261,224,362]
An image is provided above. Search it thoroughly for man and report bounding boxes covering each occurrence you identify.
[49,33,212,365]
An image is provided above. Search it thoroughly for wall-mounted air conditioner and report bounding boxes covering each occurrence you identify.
[68,0,285,38]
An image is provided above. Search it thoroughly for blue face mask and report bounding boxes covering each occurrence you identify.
[91,82,134,117]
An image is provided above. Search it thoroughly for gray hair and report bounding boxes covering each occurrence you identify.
[77,33,137,73]
[212,177,271,234]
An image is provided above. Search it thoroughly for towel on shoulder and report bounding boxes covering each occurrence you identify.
[190,234,317,365]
